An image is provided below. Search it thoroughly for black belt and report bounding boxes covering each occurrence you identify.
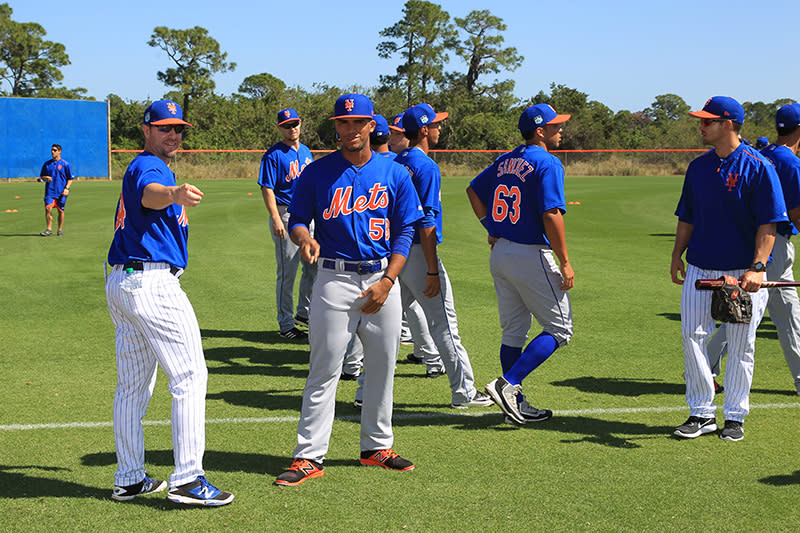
[320,258,383,275]
[123,261,181,276]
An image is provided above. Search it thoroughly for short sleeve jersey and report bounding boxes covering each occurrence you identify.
[107,152,190,268]
[761,143,800,236]
[257,142,314,205]
[40,158,73,199]
[288,151,423,260]
[470,144,566,245]
[675,143,788,270]
[394,146,443,244]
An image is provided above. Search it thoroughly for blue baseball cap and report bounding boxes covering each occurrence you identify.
[402,103,449,132]
[776,103,800,129]
[689,96,744,124]
[277,108,300,126]
[389,112,405,132]
[330,93,374,120]
[371,114,390,138]
[755,136,769,148]
[518,104,571,134]
[143,99,192,127]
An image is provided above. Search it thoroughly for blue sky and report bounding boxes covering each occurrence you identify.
[5,0,796,113]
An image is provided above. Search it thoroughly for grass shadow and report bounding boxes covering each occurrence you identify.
[759,470,800,486]
[550,376,684,396]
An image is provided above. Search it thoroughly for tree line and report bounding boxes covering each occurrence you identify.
[2,1,795,153]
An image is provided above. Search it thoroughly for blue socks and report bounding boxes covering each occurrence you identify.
[503,332,558,386]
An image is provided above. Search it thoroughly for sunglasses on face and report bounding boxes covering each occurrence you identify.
[281,121,300,129]
[153,124,185,134]
[701,118,728,126]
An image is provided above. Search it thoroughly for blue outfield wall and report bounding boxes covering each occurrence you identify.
[0,97,109,178]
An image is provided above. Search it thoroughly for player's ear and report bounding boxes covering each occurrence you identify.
[369,120,376,133]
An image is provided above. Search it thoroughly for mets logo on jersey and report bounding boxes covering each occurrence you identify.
[167,102,178,115]
[57,164,62,170]
[344,99,355,112]
[322,184,389,219]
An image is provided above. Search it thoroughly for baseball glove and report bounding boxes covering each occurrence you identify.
[710,275,752,324]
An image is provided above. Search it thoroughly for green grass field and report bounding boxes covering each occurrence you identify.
[2,176,799,531]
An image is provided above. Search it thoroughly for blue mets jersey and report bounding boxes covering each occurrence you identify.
[675,143,788,270]
[470,144,566,246]
[258,142,314,205]
[761,143,800,237]
[108,152,190,268]
[40,158,73,200]
[287,151,423,261]
[394,146,443,244]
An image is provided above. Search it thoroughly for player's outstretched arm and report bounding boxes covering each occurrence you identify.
[360,253,406,314]
[670,221,693,285]
[542,208,574,290]
[142,182,204,210]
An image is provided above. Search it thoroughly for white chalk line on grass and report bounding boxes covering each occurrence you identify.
[2,402,799,432]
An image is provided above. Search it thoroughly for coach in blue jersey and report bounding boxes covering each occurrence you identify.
[39,144,73,236]
[671,96,788,442]
[707,102,800,395]
[393,103,493,409]
[274,94,423,486]
[467,104,574,425]
[258,108,316,340]
[106,99,233,506]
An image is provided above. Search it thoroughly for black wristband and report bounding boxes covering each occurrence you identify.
[427,272,439,276]
[382,274,396,285]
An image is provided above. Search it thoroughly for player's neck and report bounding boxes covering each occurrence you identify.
[341,145,372,166]
[281,139,300,151]
[372,144,390,153]
[409,136,429,154]
[526,139,549,151]
[776,135,800,153]
[713,136,740,159]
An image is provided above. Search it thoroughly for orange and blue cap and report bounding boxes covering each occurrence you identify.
[402,103,449,132]
[143,99,192,127]
[277,108,300,126]
[518,104,570,134]
[389,112,405,132]
[330,94,374,120]
[689,96,744,124]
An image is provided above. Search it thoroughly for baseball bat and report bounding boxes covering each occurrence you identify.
[695,279,800,290]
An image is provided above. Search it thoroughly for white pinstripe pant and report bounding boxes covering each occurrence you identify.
[680,264,768,422]
[106,263,207,488]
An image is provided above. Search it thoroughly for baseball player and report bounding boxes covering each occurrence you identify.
[393,103,493,408]
[370,114,396,159]
[670,96,787,442]
[467,104,574,425]
[274,94,422,486]
[388,112,410,154]
[259,108,316,340]
[39,144,73,236]
[106,99,233,506]
[756,136,770,150]
[706,102,800,396]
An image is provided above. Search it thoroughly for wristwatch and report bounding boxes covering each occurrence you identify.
[750,261,766,272]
